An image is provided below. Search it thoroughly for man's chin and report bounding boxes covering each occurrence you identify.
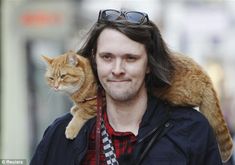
[107,92,135,102]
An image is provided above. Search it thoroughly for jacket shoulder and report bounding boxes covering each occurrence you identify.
[49,112,73,129]
[30,113,73,165]
[168,106,222,163]
[43,112,73,138]
[168,106,214,139]
[170,106,210,126]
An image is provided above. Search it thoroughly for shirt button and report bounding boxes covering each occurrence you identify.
[165,122,170,127]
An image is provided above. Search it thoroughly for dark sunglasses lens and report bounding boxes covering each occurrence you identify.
[126,12,145,24]
[102,10,120,21]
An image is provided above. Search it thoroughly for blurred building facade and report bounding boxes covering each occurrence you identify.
[1,0,235,163]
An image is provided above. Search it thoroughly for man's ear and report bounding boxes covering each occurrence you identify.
[146,66,150,74]
[41,55,53,65]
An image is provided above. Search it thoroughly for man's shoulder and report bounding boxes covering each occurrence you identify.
[40,113,73,140]
[49,113,73,129]
[44,112,96,137]
[168,105,212,134]
[31,113,94,164]
[170,106,209,124]
[150,96,210,126]
[147,97,211,128]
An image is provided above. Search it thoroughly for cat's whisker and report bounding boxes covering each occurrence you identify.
[38,67,47,72]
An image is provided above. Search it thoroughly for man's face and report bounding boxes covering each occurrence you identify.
[96,28,149,101]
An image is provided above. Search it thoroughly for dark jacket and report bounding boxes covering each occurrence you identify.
[30,97,222,165]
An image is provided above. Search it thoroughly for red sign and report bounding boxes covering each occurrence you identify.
[20,11,63,27]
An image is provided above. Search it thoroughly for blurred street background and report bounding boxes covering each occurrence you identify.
[1,0,235,164]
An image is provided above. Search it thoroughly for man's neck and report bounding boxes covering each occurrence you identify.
[105,92,148,136]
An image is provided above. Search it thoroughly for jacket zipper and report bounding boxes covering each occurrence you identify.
[137,121,172,143]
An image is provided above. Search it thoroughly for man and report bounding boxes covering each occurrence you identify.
[31,9,222,165]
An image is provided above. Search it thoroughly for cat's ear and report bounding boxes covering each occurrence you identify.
[41,55,53,65]
[67,53,79,66]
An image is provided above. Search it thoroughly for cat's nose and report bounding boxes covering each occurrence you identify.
[54,86,59,91]
[54,81,60,90]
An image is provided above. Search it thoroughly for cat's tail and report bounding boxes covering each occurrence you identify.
[200,84,233,163]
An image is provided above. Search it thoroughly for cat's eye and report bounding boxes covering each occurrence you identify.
[48,77,54,81]
[60,74,66,79]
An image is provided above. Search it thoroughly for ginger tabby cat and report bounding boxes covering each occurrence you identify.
[42,51,233,162]
[42,51,97,140]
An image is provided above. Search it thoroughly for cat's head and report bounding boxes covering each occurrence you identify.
[42,51,88,94]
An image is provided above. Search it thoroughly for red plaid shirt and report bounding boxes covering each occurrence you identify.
[81,110,137,164]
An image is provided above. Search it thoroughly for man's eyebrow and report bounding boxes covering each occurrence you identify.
[98,52,113,56]
[124,53,141,56]
[98,52,141,56]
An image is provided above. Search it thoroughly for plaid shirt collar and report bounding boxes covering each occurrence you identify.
[103,110,136,142]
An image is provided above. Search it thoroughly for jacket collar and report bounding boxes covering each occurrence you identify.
[73,96,171,148]
[137,95,172,141]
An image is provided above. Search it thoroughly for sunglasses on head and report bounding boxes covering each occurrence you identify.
[98,9,149,25]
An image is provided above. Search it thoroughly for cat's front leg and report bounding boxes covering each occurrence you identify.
[70,105,78,115]
[65,106,86,139]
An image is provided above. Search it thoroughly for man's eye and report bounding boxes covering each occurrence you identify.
[102,55,112,61]
[126,56,137,62]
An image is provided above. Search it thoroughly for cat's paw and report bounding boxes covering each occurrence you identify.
[65,124,80,140]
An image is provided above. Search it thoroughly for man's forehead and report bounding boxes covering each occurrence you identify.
[97,29,146,55]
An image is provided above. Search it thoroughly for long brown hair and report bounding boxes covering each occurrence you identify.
[78,21,175,95]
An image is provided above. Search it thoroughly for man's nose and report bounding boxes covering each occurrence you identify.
[112,59,125,76]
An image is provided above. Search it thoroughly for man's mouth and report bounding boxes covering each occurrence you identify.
[107,79,131,82]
